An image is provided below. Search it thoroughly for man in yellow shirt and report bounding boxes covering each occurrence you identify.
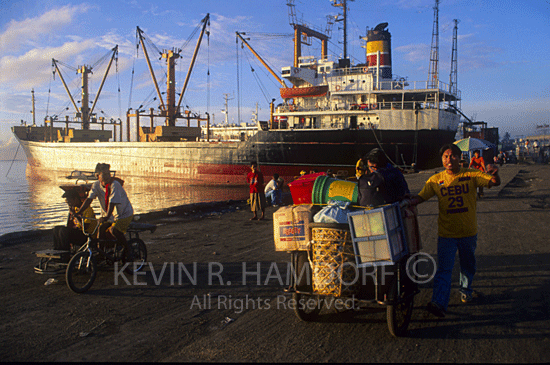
[408,143,500,318]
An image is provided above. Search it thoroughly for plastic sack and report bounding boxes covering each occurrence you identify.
[313,200,351,224]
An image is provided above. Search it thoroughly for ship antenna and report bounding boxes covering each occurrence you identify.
[449,19,459,108]
[332,0,354,60]
[427,0,440,88]
[287,0,297,27]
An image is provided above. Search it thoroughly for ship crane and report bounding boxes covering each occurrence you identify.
[286,0,331,67]
[52,45,118,130]
[128,14,211,142]
[135,13,210,127]
[236,32,287,89]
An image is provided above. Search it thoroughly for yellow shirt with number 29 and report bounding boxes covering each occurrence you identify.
[418,168,493,238]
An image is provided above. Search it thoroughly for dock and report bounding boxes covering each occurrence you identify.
[1,163,549,362]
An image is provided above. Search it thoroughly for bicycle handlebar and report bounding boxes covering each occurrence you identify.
[71,214,102,237]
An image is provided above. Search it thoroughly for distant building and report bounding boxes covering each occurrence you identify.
[461,120,499,146]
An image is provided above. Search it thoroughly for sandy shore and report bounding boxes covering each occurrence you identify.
[1,163,549,362]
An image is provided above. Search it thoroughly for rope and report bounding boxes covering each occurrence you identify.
[46,73,53,119]
[5,143,20,177]
[369,125,397,166]
[116,51,122,121]
[244,51,270,104]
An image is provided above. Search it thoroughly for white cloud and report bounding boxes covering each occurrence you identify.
[0,4,90,55]
[0,40,97,91]
[395,43,430,64]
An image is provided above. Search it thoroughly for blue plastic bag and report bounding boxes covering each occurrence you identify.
[313,200,351,224]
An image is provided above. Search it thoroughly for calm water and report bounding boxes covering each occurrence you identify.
[0,160,249,236]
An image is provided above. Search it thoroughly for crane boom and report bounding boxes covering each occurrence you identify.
[236,32,287,88]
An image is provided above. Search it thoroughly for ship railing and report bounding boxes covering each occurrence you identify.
[328,76,461,98]
[277,100,454,114]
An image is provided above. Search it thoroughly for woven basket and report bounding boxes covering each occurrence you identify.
[311,226,358,297]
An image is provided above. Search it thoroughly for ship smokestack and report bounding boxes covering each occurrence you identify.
[366,23,392,79]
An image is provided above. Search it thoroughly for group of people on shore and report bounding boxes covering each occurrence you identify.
[54,142,501,320]
[248,143,501,319]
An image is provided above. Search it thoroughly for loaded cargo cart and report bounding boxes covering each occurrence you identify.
[273,202,421,337]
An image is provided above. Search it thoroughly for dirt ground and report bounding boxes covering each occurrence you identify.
[1,163,549,362]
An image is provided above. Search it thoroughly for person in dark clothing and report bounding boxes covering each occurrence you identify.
[53,189,96,253]
[357,148,410,207]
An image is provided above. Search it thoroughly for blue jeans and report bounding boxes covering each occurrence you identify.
[431,235,477,310]
[265,190,282,205]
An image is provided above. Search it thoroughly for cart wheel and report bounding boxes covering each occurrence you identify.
[294,252,312,291]
[125,238,147,273]
[386,279,414,337]
[66,251,97,293]
[293,293,323,322]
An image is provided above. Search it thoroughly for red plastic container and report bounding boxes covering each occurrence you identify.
[287,172,326,204]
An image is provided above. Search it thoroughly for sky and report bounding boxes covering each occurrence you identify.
[1,0,550,151]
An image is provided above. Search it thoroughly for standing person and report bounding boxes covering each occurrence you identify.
[407,144,500,318]
[469,150,486,198]
[497,150,505,166]
[247,163,266,220]
[77,163,134,258]
[264,173,283,206]
[357,148,410,207]
[53,189,96,253]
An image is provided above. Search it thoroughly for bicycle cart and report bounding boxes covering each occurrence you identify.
[274,202,420,337]
[33,185,155,293]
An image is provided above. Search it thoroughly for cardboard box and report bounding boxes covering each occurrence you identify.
[273,205,314,251]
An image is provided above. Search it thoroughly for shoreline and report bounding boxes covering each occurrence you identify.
[0,162,532,245]
[0,160,538,245]
[0,199,248,246]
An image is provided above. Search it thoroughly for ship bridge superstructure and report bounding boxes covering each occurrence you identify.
[270,16,461,136]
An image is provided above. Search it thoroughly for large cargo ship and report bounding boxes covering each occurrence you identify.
[12,2,461,185]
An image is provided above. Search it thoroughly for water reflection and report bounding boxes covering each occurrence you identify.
[0,161,249,235]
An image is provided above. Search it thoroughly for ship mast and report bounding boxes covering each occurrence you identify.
[332,0,353,61]
[427,0,440,88]
[31,89,36,126]
[222,93,233,125]
[449,19,459,108]
[78,65,92,129]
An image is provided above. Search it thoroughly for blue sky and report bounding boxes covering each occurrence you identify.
[1,0,549,149]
